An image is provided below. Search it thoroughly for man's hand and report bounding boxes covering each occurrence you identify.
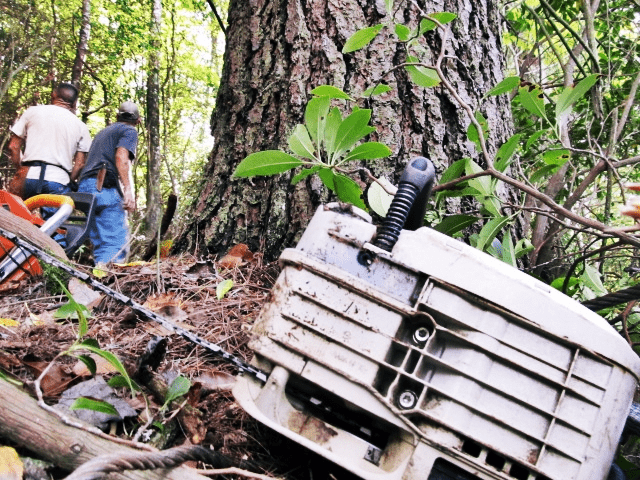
[70,151,87,182]
[115,147,136,212]
[122,185,136,212]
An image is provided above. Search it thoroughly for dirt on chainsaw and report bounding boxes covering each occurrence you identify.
[0,251,350,480]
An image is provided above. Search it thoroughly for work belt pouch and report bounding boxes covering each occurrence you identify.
[95,166,107,191]
[103,169,119,189]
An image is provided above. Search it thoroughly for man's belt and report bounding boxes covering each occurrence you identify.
[22,161,71,194]
[23,161,71,175]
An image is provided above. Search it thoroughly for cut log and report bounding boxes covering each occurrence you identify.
[0,207,67,260]
[0,378,212,480]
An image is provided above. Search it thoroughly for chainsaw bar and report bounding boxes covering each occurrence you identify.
[0,226,268,383]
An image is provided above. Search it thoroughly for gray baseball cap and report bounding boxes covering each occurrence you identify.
[118,101,139,120]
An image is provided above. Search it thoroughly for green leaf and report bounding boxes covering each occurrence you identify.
[529,164,559,183]
[438,158,467,184]
[69,341,134,392]
[0,370,22,387]
[216,279,234,300]
[233,151,303,178]
[501,230,517,267]
[54,281,89,337]
[367,177,395,217]
[152,421,165,433]
[525,129,549,150]
[362,84,392,97]
[581,265,607,297]
[476,216,511,252]
[437,189,470,199]
[310,85,352,100]
[108,375,140,391]
[419,12,457,33]
[419,18,437,33]
[395,24,411,41]
[384,0,393,14]
[466,112,488,151]
[333,174,366,210]
[291,166,321,185]
[79,338,99,348]
[485,76,520,97]
[494,133,522,172]
[464,159,501,216]
[76,354,96,376]
[433,215,479,236]
[288,125,316,161]
[514,238,534,258]
[332,109,375,158]
[165,375,191,405]
[318,168,335,191]
[543,149,570,166]
[305,96,331,144]
[342,142,392,161]
[405,56,440,87]
[342,24,384,53]
[324,107,342,159]
[53,302,91,321]
[551,276,579,292]
[70,397,119,416]
[555,74,600,121]
[518,85,547,119]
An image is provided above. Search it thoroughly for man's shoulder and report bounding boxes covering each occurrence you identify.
[20,104,49,116]
[99,122,137,137]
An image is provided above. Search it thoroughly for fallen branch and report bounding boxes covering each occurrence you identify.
[197,467,282,480]
[0,378,212,480]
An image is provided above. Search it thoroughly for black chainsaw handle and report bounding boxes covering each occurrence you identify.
[371,156,436,252]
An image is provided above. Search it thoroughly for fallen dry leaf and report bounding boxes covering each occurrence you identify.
[185,260,217,279]
[218,243,254,269]
[0,350,21,370]
[141,292,189,335]
[143,319,193,337]
[143,292,182,312]
[0,446,23,480]
[68,277,103,309]
[193,371,237,393]
[23,360,76,398]
[72,353,119,376]
[179,406,207,445]
[0,318,19,328]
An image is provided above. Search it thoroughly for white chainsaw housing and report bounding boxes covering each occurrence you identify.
[234,203,640,480]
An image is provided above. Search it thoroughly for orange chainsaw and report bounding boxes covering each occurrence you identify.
[0,190,95,289]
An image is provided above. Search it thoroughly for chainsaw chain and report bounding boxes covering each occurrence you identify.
[0,226,268,383]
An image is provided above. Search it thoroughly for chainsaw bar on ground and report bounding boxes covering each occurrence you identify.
[0,224,268,383]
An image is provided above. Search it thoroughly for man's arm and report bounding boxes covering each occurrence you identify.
[7,134,24,168]
[115,146,135,212]
[69,151,87,182]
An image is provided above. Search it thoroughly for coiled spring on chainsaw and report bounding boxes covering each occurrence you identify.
[373,181,420,252]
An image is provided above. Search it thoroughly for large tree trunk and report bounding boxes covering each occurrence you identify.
[177,0,515,261]
[144,0,163,238]
[71,0,91,90]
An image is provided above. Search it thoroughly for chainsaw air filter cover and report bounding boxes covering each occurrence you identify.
[233,203,640,480]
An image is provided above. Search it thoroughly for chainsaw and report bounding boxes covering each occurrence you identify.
[2,159,640,480]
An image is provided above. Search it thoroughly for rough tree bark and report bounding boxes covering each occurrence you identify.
[144,0,163,238]
[71,0,91,89]
[177,0,517,261]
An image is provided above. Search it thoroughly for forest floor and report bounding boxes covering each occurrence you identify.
[0,250,355,480]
